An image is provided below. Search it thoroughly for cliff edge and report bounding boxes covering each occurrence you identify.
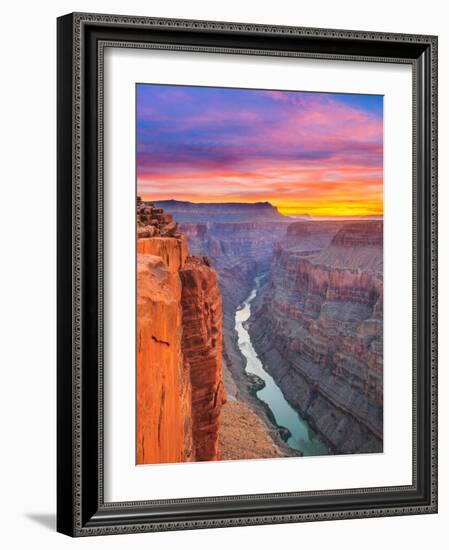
[136,199,226,464]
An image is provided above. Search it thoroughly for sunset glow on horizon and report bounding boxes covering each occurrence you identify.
[137,85,383,219]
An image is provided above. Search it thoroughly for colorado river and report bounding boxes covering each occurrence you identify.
[235,274,329,456]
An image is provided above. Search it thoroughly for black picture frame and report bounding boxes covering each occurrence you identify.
[57,12,438,537]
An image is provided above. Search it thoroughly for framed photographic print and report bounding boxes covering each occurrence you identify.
[57,12,438,536]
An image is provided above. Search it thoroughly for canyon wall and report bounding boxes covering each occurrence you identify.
[249,221,383,454]
[136,200,225,464]
[137,198,384,460]
[179,220,297,454]
[180,221,290,315]
[137,244,193,464]
[180,256,225,461]
[157,203,297,456]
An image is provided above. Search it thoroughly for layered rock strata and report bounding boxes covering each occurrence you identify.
[137,251,193,464]
[178,221,291,389]
[178,220,297,455]
[180,256,225,461]
[249,221,383,454]
[136,199,226,464]
[151,200,302,456]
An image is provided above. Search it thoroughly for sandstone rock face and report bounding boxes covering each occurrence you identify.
[180,256,226,461]
[249,221,383,454]
[137,235,188,272]
[136,251,193,464]
[136,199,225,464]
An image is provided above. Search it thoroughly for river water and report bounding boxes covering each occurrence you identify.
[235,274,329,456]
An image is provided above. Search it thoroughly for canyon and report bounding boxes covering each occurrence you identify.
[176,217,298,455]
[249,221,383,453]
[137,198,384,463]
[136,199,282,463]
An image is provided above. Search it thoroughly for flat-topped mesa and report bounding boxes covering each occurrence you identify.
[311,221,383,273]
[331,221,383,248]
[284,221,344,253]
[151,199,288,223]
[286,221,344,238]
[136,200,225,464]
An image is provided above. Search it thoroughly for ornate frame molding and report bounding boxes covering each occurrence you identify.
[57,12,438,537]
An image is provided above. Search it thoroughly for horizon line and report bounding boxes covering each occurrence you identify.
[139,196,383,220]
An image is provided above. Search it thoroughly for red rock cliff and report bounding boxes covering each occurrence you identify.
[136,247,193,465]
[136,199,225,464]
[180,256,225,461]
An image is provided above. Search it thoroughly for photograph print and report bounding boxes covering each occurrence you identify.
[136,84,383,465]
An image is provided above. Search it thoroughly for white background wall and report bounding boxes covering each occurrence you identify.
[0,1,446,548]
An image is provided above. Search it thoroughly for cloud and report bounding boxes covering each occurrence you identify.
[136,84,383,217]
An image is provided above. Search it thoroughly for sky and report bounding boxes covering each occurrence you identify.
[136,84,383,218]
